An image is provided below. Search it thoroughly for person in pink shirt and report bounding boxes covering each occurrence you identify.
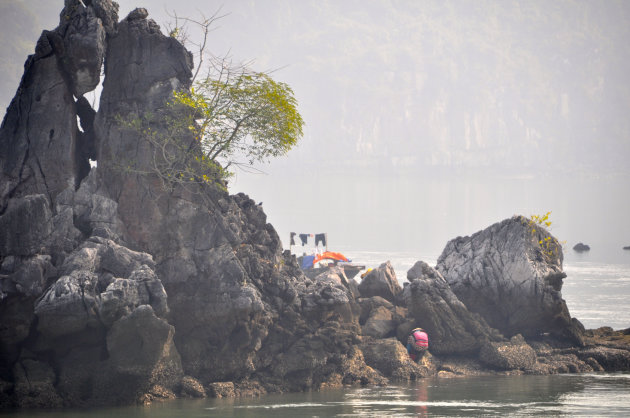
[406,328,429,362]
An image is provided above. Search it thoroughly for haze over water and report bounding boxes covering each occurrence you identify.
[3,2,630,256]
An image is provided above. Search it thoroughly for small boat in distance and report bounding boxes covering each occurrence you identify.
[290,232,365,280]
[298,251,365,280]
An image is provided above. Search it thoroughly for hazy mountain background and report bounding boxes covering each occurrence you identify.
[2,0,629,258]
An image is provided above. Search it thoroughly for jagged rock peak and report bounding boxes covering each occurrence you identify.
[57,0,119,95]
[60,0,119,35]
[126,7,149,21]
[0,0,118,212]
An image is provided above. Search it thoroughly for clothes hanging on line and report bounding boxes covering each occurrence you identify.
[315,233,327,247]
[290,232,296,246]
[299,233,309,246]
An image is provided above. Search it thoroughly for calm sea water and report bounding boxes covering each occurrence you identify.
[2,249,629,416]
[5,374,630,417]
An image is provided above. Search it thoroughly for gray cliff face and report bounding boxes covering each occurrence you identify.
[436,216,584,345]
[0,0,117,211]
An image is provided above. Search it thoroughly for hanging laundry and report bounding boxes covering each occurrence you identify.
[315,233,327,247]
[290,232,296,246]
[299,233,309,246]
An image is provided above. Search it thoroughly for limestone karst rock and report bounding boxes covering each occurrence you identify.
[436,216,584,346]
[403,260,503,355]
[3,0,628,410]
[478,334,537,371]
[0,0,118,213]
[357,261,402,303]
[0,1,381,407]
[360,337,436,381]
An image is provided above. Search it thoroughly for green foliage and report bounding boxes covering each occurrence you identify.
[174,71,304,172]
[116,69,303,192]
[525,211,564,259]
[115,107,229,192]
[116,11,303,193]
[529,211,552,231]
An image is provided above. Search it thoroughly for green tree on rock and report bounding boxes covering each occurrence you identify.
[177,70,304,174]
[121,12,304,191]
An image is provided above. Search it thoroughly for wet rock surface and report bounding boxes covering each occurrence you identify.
[479,334,537,370]
[360,337,436,381]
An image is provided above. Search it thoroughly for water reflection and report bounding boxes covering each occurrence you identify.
[3,374,630,417]
[197,374,629,417]
[415,381,428,416]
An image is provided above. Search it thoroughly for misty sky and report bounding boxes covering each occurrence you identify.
[2,0,629,260]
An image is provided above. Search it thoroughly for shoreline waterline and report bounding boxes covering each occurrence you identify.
[4,374,630,417]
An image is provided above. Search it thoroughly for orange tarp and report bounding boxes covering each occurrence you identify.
[312,251,350,265]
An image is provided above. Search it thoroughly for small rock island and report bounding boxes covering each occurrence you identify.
[1,0,629,409]
[573,243,591,252]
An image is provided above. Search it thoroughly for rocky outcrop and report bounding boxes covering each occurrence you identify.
[357,261,402,303]
[11,358,63,408]
[360,337,436,381]
[1,1,629,410]
[206,382,236,398]
[0,0,117,213]
[580,327,630,371]
[179,376,206,398]
[479,334,537,371]
[23,236,181,406]
[34,237,167,335]
[0,1,384,408]
[573,242,590,252]
[403,261,503,355]
[436,216,584,346]
[357,296,407,339]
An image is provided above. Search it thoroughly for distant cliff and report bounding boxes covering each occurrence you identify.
[2,0,629,178]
